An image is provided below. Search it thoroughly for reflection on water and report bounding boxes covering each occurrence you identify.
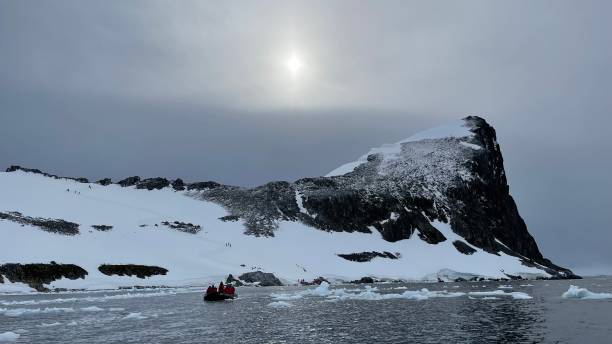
[1,278,611,344]
[457,298,545,343]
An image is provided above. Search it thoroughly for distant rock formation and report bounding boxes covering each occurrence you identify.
[238,271,283,286]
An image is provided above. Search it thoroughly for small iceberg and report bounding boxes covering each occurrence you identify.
[267,301,293,308]
[122,312,147,320]
[562,285,612,299]
[81,306,104,312]
[468,290,532,300]
[0,332,20,343]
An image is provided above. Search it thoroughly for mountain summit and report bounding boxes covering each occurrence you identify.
[0,116,577,291]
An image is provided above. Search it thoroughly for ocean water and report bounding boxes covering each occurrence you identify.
[1,277,611,343]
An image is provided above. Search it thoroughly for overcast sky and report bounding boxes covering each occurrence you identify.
[1,0,610,275]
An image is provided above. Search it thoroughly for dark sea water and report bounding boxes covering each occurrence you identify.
[1,277,612,343]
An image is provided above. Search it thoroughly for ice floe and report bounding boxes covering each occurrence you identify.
[37,322,62,327]
[272,283,534,303]
[562,285,612,300]
[0,307,75,317]
[81,306,104,312]
[468,290,532,300]
[0,290,180,306]
[123,312,147,320]
[271,282,465,302]
[267,301,293,308]
[0,332,19,343]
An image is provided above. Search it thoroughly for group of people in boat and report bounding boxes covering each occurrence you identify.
[206,282,236,295]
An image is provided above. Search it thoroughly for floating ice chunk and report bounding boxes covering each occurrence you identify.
[37,322,62,327]
[0,332,20,342]
[468,290,531,300]
[1,290,179,306]
[109,307,125,311]
[0,307,74,317]
[498,285,513,289]
[519,284,534,287]
[510,292,532,300]
[562,285,612,299]
[267,301,293,308]
[270,293,303,301]
[123,312,147,320]
[393,286,408,290]
[81,306,104,312]
[482,297,498,300]
[274,283,465,302]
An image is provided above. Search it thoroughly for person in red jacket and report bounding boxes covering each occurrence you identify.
[206,285,216,294]
[218,282,224,293]
[225,285,235,295]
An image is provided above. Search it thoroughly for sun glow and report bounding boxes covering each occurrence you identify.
[285,53,303,76]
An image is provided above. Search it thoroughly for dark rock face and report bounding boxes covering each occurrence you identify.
[98,264,168,279]
[6,165,89,183]
[96,178,112,186]
[92,225,113,231]
[160,221,201,234]
[0,263,88,291]
[337,251,399,262]
[238,271,283,286]
[117,176,140,187]
[0,211,80,235]
[136,178,170,190]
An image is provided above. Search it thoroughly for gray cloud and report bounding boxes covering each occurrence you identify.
[1,0,610,274]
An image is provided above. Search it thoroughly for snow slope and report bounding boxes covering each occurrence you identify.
[326,119,474,177]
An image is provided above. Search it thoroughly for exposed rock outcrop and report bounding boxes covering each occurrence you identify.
[117,176,140,187]
[238,271,283,286]
[6,165,88,183]
[160,221,201,234]
[92,225,113,232]
[96,178,112,186]
[453,240,477,255]
[136,177,170,190]
[0,211,80,235]
[171,178,185,191]
[98,264,168,279]
[0,263,88,291]
[337,251,399,262]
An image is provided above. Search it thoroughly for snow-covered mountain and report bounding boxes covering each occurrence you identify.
[0,116,577,292]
